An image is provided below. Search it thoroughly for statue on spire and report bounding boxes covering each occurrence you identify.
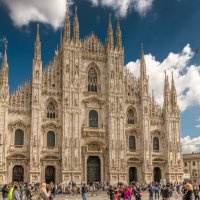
[34,24,41,62]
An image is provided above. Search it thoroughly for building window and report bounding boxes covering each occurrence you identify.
[47,99,58,119]
[89,110,98,128]
[193,161,196,166]
[88,67,97,92]
[47,131,55,147]
[153,137,159,151]
[129,136,136,151]
[127,108,136,124]
[15,129,24,146]
[184,162,187,167]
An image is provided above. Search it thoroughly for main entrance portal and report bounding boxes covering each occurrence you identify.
[87,156,101,184]
[45,166,55,183]
[13,165,24,182]
[154,167,161,183]
[129,167,137,183]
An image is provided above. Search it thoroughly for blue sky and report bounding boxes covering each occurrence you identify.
[0,0,200,152]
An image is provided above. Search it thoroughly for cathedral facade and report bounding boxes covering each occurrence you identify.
[0,7,183,184]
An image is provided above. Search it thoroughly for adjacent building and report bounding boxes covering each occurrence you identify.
[183,153,200,183]
[0,7,183,184]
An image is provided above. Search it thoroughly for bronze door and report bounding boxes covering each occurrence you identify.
[87,156,101,184]
[45,166,55,183]
[13,166,24,182]
[129,167,137,183]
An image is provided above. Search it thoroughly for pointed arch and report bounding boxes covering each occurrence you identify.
[46,98,58,119]
[88,67,97,92]
[127,107,137,124]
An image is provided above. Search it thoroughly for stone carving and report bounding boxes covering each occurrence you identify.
[88,143,101,151]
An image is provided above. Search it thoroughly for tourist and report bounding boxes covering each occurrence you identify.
[2,184,9,200]
[148,184,153,200]
[38,183,50,200]
[25,185,32,200]
[108,185,114,200]
[183,183,193,200]
[193,185,199,200]
[81,183,88,200]
[123,185,132,200]
[12,185,20,200]
[7,185,14,200]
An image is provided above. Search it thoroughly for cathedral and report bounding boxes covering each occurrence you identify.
[0,7,183,184]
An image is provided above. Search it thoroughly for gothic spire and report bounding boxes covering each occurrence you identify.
[107,14,114,49]
[64,5,70,43]
[60,29,63,50]
[116,17,122,50]
[34,24,41,61]
[140,43,147,80]
[164,71,171,107]
[3,44,8,70]
[73,6,79,43]
[171,71,177,106]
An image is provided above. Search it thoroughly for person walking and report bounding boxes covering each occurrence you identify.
[81,183,87,200]
[7,185,14,200]
[193,185,199,200]
[12,185,20,200]
[38,183,50,200]
[2,184,9,200]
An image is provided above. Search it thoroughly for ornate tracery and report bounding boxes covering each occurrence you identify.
[127,108,136,124]
[46,99,58,119]
[88,67,97,92]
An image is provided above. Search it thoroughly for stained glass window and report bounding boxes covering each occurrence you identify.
[89,110,98,128]
[15,129,24,146]
[88,67,97,92]
[47,131,55,147]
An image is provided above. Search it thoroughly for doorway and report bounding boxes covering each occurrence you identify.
[13,165,24,182]
[87,156,101,184]
[154,167,161,183]
[129,167,137,183]
[45,166,55,183]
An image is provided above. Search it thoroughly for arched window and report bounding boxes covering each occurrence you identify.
[153,137,159,151]
[47,100,58,119]
[129,136,136,151]
[89,110,98,128]
[15,129,24,146]
[88,67,97,92]
[127,108,136,124]
[47,131,55,147]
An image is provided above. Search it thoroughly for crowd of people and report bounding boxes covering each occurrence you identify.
[0,180,200,200]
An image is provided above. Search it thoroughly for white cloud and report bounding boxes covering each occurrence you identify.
[195,117,200,128]
[181,136,200,154]
[126,44,200,112]
[1,0,73,30]
[88,0,154,17]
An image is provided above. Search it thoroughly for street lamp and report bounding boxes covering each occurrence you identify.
[117,168,120,185]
